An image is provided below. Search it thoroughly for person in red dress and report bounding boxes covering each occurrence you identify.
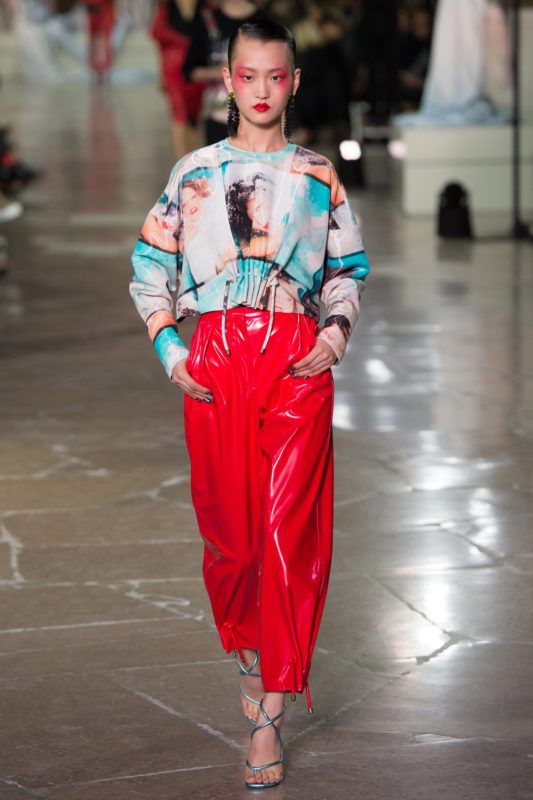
[85,0,115,82]
[151,0,204,157]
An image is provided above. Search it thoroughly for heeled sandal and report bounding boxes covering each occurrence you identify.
[233,648,264,725]
[244,697,286,790]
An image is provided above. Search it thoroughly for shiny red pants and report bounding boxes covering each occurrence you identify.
[183,308,334,712]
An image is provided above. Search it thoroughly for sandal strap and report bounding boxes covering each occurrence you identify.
[246,755,283,773]
[251,700,285,735]
[240,686,261,706]
[248,699,285,763]
[233,648,262,677]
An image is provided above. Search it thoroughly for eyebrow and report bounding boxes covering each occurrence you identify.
[237,66,288,72]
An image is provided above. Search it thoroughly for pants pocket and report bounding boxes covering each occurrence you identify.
[185,319,214,379]
[300,318,334,378]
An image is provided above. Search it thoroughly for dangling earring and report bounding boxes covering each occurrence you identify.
[283,93,296,140]
[227,91,240,137]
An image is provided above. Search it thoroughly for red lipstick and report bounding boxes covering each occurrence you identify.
[253,103,270,112]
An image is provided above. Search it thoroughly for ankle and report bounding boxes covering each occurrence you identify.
[242,647,258,661]
[260,691,286,713]
[238,648,260,672]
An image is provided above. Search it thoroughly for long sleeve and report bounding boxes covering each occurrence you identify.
[129,160,189,380]
[316,164,371,364]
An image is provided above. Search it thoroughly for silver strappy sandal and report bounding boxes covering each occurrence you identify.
[244,697,286,790]
[233,648,264,725]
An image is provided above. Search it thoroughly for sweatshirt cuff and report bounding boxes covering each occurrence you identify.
[153,326,190,380]
[317,324,347,365]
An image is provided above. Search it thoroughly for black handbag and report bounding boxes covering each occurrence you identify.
[437,182,473,239]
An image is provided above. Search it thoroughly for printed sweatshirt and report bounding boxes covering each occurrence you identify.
[129,138,371,379]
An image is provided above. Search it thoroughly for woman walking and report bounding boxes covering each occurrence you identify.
[129,19,370,790]
[150,0,203,158]
[182,0,267,145]
[84,0,115,82]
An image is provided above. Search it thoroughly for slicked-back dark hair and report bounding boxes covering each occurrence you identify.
[228,20,296,71]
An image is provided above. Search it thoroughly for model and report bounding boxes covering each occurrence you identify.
[182,0,266,144]
[150,0,203,157]
[129,19,371,790]
[84,0,115,81]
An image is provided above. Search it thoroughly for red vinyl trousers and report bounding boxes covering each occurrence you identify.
[183,308,334,713]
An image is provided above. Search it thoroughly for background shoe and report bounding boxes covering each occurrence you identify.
[0,163,44,197]
[0,234,9,276]
[0,194,23,223]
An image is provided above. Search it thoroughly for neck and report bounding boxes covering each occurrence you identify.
[229,121,288,153]
[174,0,196,22]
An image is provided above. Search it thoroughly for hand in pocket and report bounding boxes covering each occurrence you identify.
[171,358,213,403]
[290,338,336,378]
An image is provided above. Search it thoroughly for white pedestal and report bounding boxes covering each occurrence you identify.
[391,125,533,216]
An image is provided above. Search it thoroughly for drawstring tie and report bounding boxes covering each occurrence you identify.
[289,656,314,714]
[221,277,233,355]
[220,272,279,357]
[297,684,313,714]
[225,635,314,714]
[305,684,313,714]
[259,276,279,354]
[222,621,245,662]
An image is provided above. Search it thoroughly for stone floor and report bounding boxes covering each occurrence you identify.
[1,83,533,800]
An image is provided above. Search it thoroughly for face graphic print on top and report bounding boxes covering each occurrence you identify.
[179,175,221,285]
[223,157,299,312]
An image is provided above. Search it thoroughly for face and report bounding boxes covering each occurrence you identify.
[412,10,430,39]
[246,178,269,230]
[182,185,202,219]
[222,37,300,132]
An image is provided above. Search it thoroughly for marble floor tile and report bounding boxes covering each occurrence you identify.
[0,672,237,788]
[331,526,494,574]
[329,641,533,742]
[380,568,533,640]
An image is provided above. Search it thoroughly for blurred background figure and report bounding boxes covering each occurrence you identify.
[361,0,399,124]
[115,0,157,28]
[397,3,432,110]
[0,65,42,235]
[84,0,116,82]
[182,0,268,145]
[84,0,135,84]
[290,0,354,147]
[151,0,203,158]
[0,130,25,276]
[0,124,41,198]
[7,0,86,82]
[0,66,39,275]
[263,0,302,27]
[0,189,22,223]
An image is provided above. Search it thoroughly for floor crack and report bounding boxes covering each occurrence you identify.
[0,518,26,585]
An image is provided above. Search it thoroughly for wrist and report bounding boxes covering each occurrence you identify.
[317,327,345,365]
